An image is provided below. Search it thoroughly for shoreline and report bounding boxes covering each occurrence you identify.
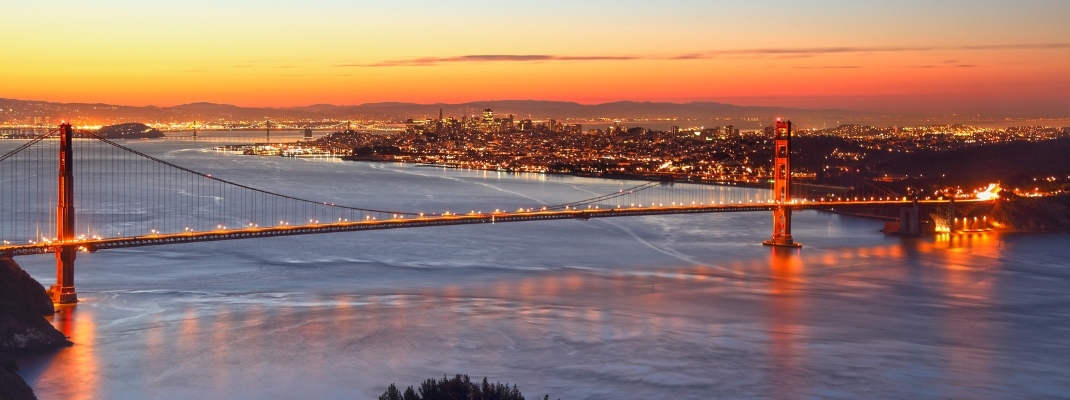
[358,159,850,193]
[355,158,832,192]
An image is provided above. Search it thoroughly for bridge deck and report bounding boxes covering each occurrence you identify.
[1,199,982,257]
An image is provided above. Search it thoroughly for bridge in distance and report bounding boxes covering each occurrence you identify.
[0,121,988,304]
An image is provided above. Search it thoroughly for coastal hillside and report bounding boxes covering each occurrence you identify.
[0,258,69,357]
[0,258,71,400]
[880,137,1070,190]
[990,195,1070,232]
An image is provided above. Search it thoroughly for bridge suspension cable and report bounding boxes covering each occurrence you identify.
[1,129,424,247]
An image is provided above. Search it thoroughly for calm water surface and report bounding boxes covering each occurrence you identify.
[7,137,1070,399]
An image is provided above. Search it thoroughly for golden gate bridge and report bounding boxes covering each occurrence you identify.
[0,121,990,304]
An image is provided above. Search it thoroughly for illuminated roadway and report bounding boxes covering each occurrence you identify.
[0,199,988,257]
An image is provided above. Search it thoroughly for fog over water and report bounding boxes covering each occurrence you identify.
[7,135,1070,399]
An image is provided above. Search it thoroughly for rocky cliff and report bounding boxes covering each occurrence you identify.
[990,195,1070,232]
[0,360,37,400]
[0,258,70,357]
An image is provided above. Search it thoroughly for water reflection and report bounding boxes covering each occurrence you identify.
[15,230,1069,398]
[934,233,1002,397]
[23,306,99,400]
[767,248,808,398]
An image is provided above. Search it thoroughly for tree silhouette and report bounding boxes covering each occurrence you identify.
[377,374,553,400]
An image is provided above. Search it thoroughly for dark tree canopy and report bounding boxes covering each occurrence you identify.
[378,374,552,400]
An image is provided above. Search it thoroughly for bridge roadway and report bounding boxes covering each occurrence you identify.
[1,199,981,257]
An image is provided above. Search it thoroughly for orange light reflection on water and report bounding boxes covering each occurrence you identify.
[32,306,99,400]
[767,247,809,398]
[931,232,1001,395]
[209,309,232,394]
[21,229,1017,398]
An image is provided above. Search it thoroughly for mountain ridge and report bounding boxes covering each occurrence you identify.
[0,97,863,122]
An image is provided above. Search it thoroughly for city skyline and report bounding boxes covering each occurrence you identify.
[3,1,1069,115]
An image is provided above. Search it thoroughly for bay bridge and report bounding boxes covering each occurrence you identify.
[0,121,990,304]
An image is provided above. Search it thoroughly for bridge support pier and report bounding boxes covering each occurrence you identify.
[763,120,801,248]
[764,206,800,247]
[898,199,920,236]
[50,247,77,304]
[48,123,77,304]
[948,198,956,233]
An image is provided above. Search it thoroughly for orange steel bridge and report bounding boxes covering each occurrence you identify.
[0,122,992,304]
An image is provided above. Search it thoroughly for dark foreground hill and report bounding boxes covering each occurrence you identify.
[0,259,69,357]
[0,359,37,400]
[0,258,72,400]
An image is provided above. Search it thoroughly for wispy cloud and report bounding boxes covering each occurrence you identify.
[907,64,979,69]
[340,43,1070,67]
[791,65,860,69]
[344,54,645,67]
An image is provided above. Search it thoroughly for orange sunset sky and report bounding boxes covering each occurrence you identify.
[3,0,1069,114]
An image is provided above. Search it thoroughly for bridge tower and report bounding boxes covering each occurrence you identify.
[50,123,78,304]
[764,120,801,248]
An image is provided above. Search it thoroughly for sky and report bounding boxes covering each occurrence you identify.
[3,0,1070,114]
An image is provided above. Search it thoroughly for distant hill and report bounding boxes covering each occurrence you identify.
[0,97,863,124]
[95,123,165,139]
[4,97,1064,127]
[291,100,860,120]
